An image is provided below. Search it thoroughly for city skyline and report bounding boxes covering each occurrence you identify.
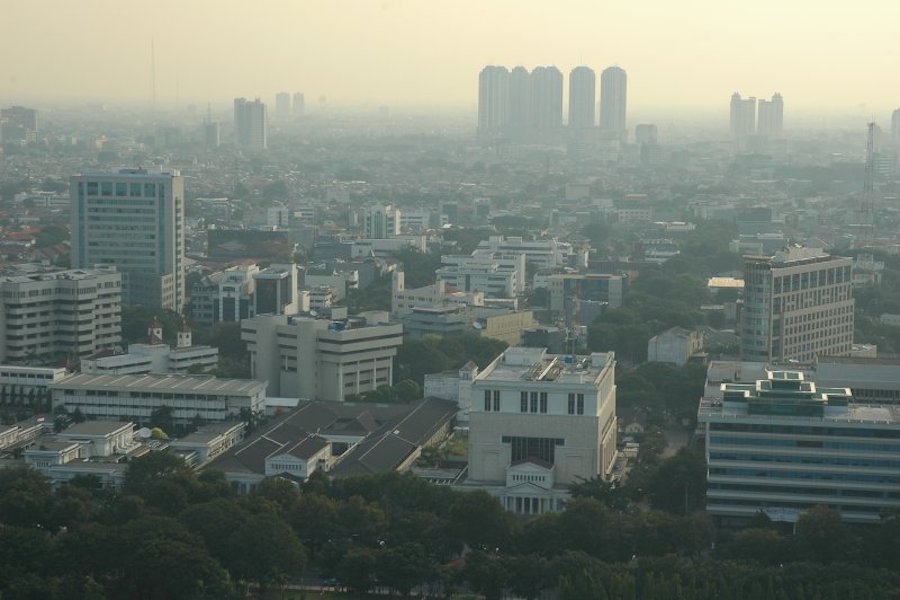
[3,0,900,115]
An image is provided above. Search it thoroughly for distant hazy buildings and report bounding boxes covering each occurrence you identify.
[568,66,596,130]
[203,121,220,149]
[730,93,757,139]
[275,92,291,117]
[477,65,510,137]
[293,92,305,115]
[741,247,853,363]
[508,66,531,137]
[363,205,401,239]
[233,97,268,150]
[530,66,563,133]
[71,168,185,312]
[635,124,658,145]
[599,66,627,141]
[0,106,38,143]
[757,93,784,137]
[892,108,900,145]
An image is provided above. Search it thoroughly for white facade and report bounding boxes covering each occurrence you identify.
[0,265,122,363]
[463,347,617,514]
[699,370,900,524]
[82,340,219,376]
[476,236,572,269]
[647,327,703,366]
[351,236,427,258]
[242,312,403,401]
[51,373,266,423]
[70,168,185,311]
[391,271,484,318]
[190,263,300,326]
[436,253,524,298]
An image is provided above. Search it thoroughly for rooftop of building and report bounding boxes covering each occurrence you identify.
[61,421,134,437]
[744,245,848,267]
[476,347,614,386]
[699,370,900,425]
[169,422,245,446]
[0,264,119,283]
[51,373,266,395]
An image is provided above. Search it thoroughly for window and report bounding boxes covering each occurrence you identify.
[144,183,156,197]
[493,390,500,412]
[484,390,491,411]
[530,392,538,413]
[540,392,548,414]
[101,182,113,196]
[130,183,141,197]
[520,391,528,413]
[567,393,575,415]
[115,182,127,196]
[577,393,584,415]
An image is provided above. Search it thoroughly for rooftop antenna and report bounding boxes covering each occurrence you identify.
[150,38,157,109]
[855,122,876,249]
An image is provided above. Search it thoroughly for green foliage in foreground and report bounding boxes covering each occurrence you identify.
[1,456,900,599]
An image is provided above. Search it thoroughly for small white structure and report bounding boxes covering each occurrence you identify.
[646,327,704,366]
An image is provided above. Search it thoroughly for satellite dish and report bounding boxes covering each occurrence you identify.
[309,309,318,317]
[473,321,483,330]
[136,427,152,439]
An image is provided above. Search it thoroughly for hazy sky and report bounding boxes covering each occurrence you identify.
[2,0,899,116]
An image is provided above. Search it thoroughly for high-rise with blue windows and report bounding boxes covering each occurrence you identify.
[70,168,185,312]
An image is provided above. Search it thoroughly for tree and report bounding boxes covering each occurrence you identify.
[337,547,376,592]
[224,513,306,590]
[796,505,856,564]
[0,467,53,528]
[646,446,706,514]
[376,542,432,595]
[123,450,194,497]
[449,491,515,550]
[393,379,421,402]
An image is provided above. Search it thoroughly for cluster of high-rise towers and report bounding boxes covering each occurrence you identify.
[729,92,784,139]
[477,65,627,141]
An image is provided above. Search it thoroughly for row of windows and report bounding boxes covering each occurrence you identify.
[709,482,900,499]
[709,467,900,484]
[520,391,548,414]
[82,181,164,198]
[710,423,900,439]
[484,390,500,412]
[709,452,900,469]
[709,436,900,453]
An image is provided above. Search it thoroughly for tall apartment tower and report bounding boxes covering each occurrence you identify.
[530,66,563,132]
[70,168,185,312]
[233,98,268,150]
[568,66,596,130]
[892,108,900,145]
[730,93,757,139]
[477,66,510,138]
[741,247,854,363]
[599,66,627,141]
[0,106,38,142]
[293,92,305,116]
[275,92,291,117]
[508,66,532,138]
[363,205,401,239]
[757,93,784,137]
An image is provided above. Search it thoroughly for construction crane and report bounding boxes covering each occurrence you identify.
[855,122,876,249]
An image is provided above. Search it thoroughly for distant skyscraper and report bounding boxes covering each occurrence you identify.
[293,93,305,115]
[530,66,563,132]
[203,121,220,149]
[730,93,756,139]
[508,66,531,137]
[757,93,784,137]
[599,67,627,141]
[568,66,596,129]
[478,66,510,138]
[275,92,291,117]
[892,108,900,145]
[70,168,185,311]
[233,98,268,150]
[0,105,38,143]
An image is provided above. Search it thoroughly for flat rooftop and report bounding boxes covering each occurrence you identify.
[478,347,614,385]
[61,421,134,437]
[51,373,266,395]
[699,396,900,425]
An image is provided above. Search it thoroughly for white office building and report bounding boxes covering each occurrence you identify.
[436,253,525,298]
[189,263,300,327]
[363,204,401,239]
[0,265,121,363]
[462,347,618,514]
[241,311,403,401]
[699,370,900,524]
[475,235,572,269]
[51,373,266,423]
